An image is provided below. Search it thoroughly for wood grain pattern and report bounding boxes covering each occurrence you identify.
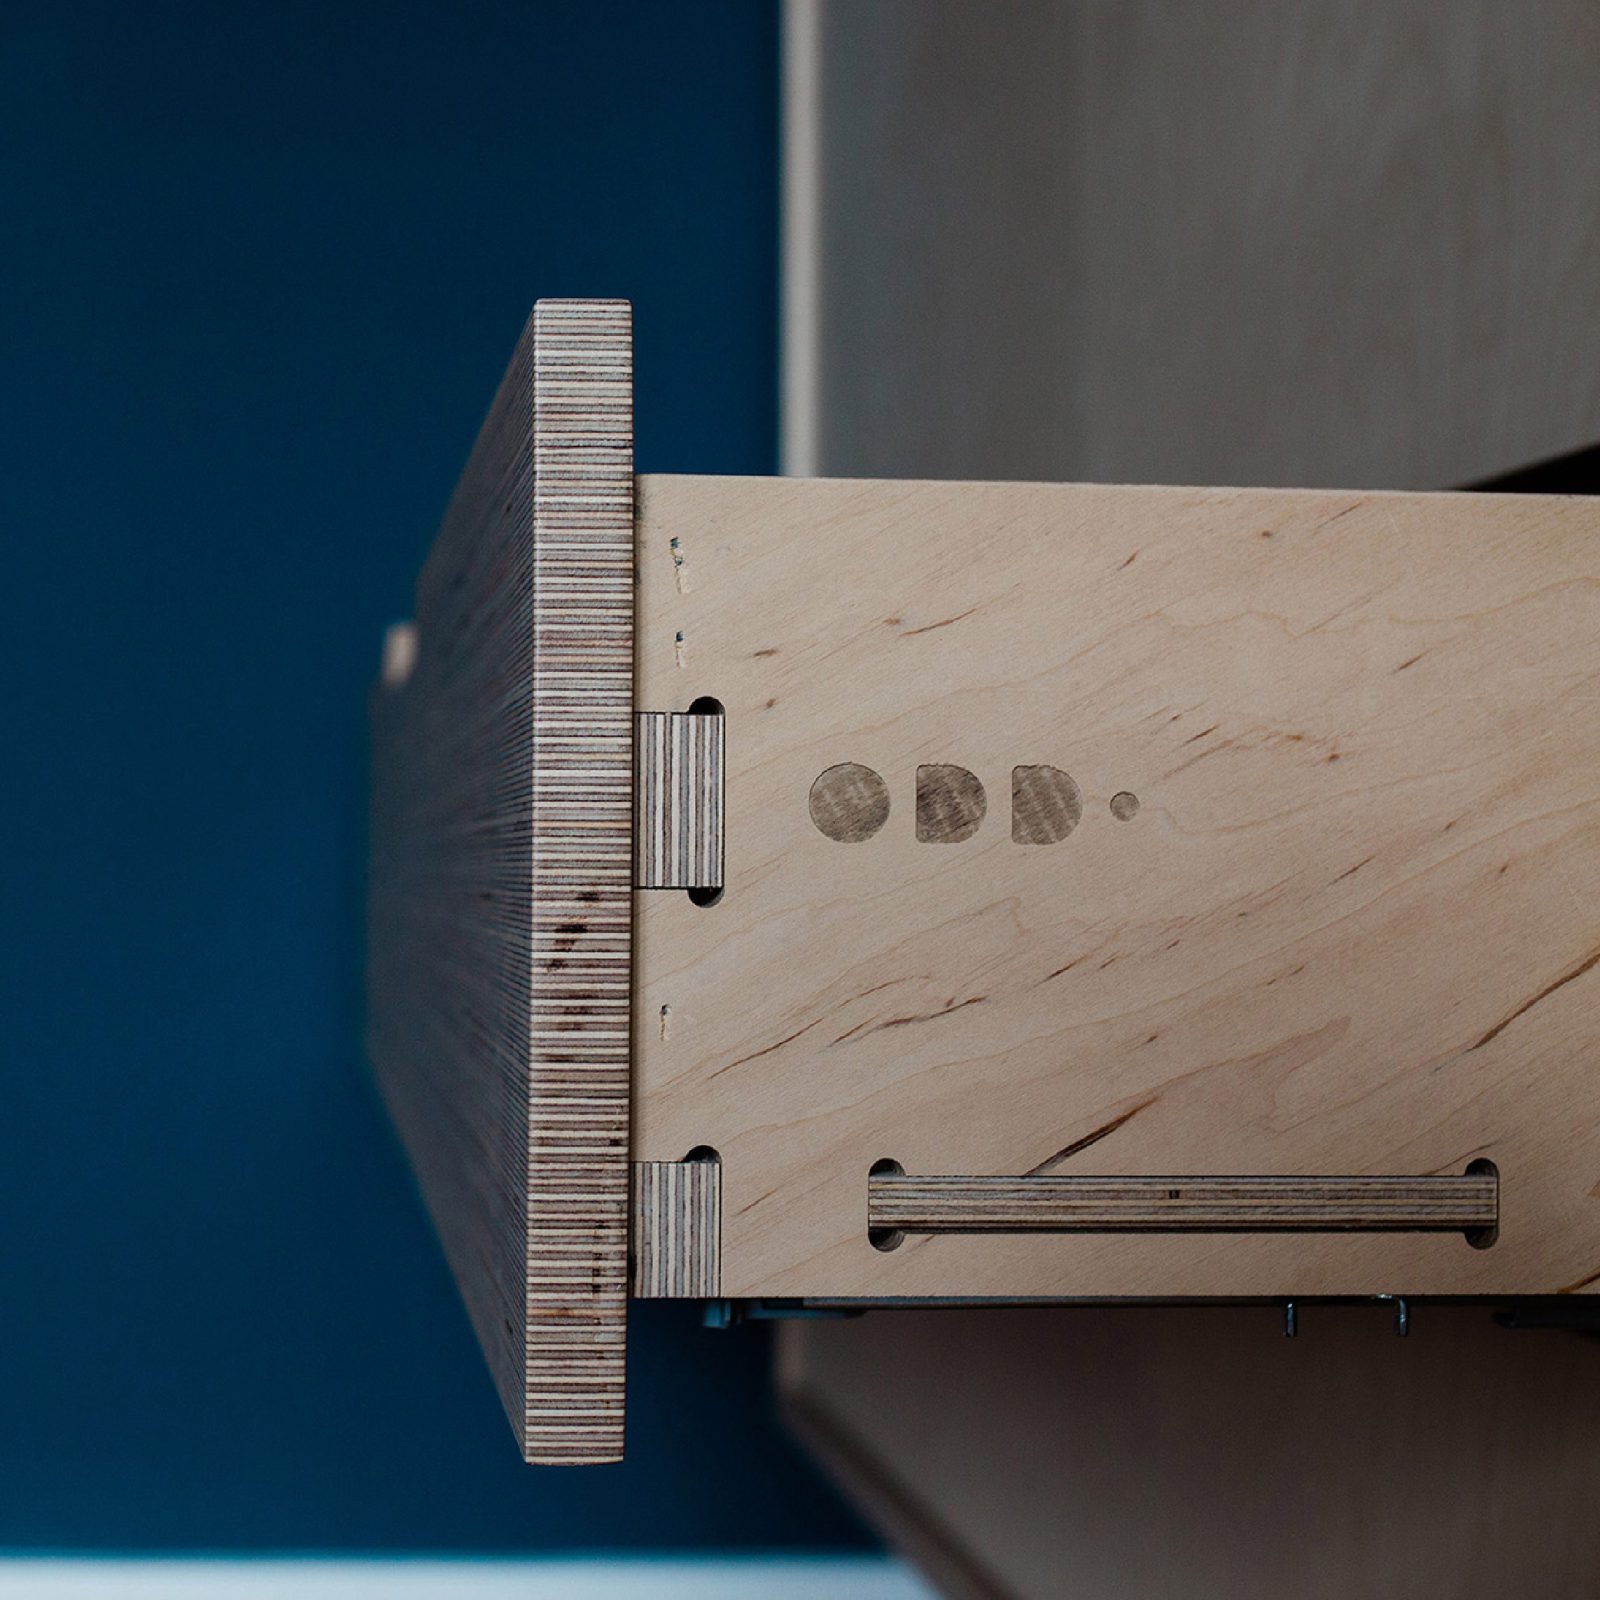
[632,473,1600,1302]
[630,1159,722,1297]
[634,711,724,889]
[869,1172,1497,1236]
[369,299,632,1464]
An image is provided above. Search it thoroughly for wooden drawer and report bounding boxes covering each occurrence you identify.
[369,301,1600,1462]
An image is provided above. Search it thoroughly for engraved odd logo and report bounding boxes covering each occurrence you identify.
[808,765,1139,842]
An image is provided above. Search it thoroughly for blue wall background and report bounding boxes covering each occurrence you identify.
[0,0,872,1551]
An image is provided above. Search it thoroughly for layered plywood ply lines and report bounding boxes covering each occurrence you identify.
[369,302,634,1465]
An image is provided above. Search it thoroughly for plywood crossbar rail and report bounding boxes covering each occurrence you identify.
[868,1173,1498,1236]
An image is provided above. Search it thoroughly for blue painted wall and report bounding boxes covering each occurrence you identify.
[0,0,871,1550]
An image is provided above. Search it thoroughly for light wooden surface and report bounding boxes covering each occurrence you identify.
[780,1304,1600,1599]
[633,473,1600,1301]
[784,0,1600,488]
[368,300,633,1464]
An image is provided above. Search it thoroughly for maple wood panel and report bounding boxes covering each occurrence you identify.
[632,473,1600,1301]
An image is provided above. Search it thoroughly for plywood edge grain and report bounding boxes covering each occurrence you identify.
[868,1173,1498,1236]
[630,1158,722,1297]
[369,299,634,1465]
[524,298,634,1464]
[634,711,725,889]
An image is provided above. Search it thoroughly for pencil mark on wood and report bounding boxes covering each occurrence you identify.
[1316,501,1364,531]
[1109,790,1140,821]
[917,765,986,842]
[734,1184,779,1218]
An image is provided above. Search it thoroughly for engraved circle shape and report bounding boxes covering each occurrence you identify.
[1110,790,1141,822]
[809,762,891,843]
[1012,765,1083,844]
[917,765,987,843]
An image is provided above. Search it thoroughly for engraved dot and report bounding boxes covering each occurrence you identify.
[809,762,890,842]
[1110,791,1140,821]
